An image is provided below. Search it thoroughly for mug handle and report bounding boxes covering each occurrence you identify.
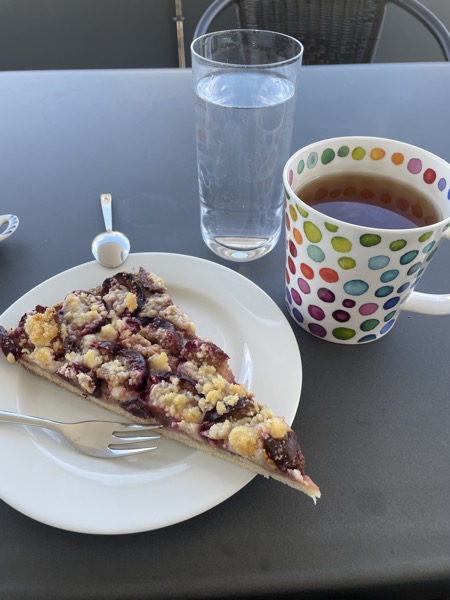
[0,214,19,241]
[401,228,450,315]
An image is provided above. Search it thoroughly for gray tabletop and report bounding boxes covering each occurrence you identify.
[0,64,449,600]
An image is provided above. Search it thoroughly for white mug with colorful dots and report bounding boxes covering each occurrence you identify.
[283,136,450,344]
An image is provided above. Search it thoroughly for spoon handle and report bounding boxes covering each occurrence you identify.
[100,193,113,232]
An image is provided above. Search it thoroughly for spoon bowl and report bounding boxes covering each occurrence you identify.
[92,194,131,268]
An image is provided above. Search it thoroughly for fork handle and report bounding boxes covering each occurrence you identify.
[0,410,61,432]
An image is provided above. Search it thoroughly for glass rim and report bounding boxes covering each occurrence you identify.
[191,29,304,69]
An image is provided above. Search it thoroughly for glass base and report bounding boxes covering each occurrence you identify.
[203,234,279,262]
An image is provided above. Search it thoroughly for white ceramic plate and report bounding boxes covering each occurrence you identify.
[0,253,302,534]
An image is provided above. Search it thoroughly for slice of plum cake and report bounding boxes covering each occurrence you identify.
[0,267,320,500]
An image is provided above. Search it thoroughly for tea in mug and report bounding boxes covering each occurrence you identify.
[296,172,441,229]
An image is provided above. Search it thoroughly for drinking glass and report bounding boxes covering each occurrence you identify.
[191,29,303,262]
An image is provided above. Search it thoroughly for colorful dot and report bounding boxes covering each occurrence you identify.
[380,320,395,335]
[422,241,435,253]
[383,296,400,310]
[407,262,422,276]
[307,245,325,262]
[319,267,339,282]
[288,171,294,185]
[359,303,378,316]
[425,247,439,262]
[384,311,396,322]
[289,205,298,221]
[438,178,446,191]
[370,147,386,160]
[408,158,422,174]
[292,307,304,323]
[380,269,399,283]
[352,147,366,160]
[423,168,436,184]
[337,146,350,157]
[390,239,407,251]
[297,160,305,174]
[338,257,356,269]
[332,310,350,322]
[296,204,308,218]
[332,327,356,340]
[360,188,375,199]
[375,285,394,297]
[343,299,356,308]
[286,287,292,304]
[325,222,339,232]
[309,323,326,337]
[397,282,410,293]
[391,152,404,165]
[358,334,377,343]
[300,263,314,279]
[321,148,335,164]
[291,288,302,305]
[368,255,390,270]
[400,250,419,264]
[298,278,311,293]
[289,240,297,257]
[314,187,328,202]
[291,227,302,245]
[360,234,381,247]
[396,197,409,212]
[308,305,325,320]
[331,236,352,252]
[344,186,357,197]
[307,152,318,169]
[318,288,335,302]
[288,256,296,274]
[304,221,322,243]
[412,204,423,219]
[360,319,379,332]
[344,280,369,296]
[418,231,433,242]
[285,213,291,232]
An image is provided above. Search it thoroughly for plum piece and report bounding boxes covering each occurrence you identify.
[121,398,154,420]
[180,339,234,382]
[136,267,166,294]
[0,325,19,359]
[141,317,184,356]
[202,396,256,425]
[101,272,145,311]
[263,431,305,473]
[89,340,116,356]
[117,348,148,391]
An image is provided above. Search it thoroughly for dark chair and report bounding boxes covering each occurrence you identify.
[193,0,450,64]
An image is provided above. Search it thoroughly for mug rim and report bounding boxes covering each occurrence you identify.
[283,136,450,234]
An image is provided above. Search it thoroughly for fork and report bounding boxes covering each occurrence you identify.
[0,410,161,458]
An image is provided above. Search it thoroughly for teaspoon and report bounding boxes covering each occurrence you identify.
[92,193,130,268]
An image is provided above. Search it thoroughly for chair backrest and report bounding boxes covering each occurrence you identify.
[194,0,450,64]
